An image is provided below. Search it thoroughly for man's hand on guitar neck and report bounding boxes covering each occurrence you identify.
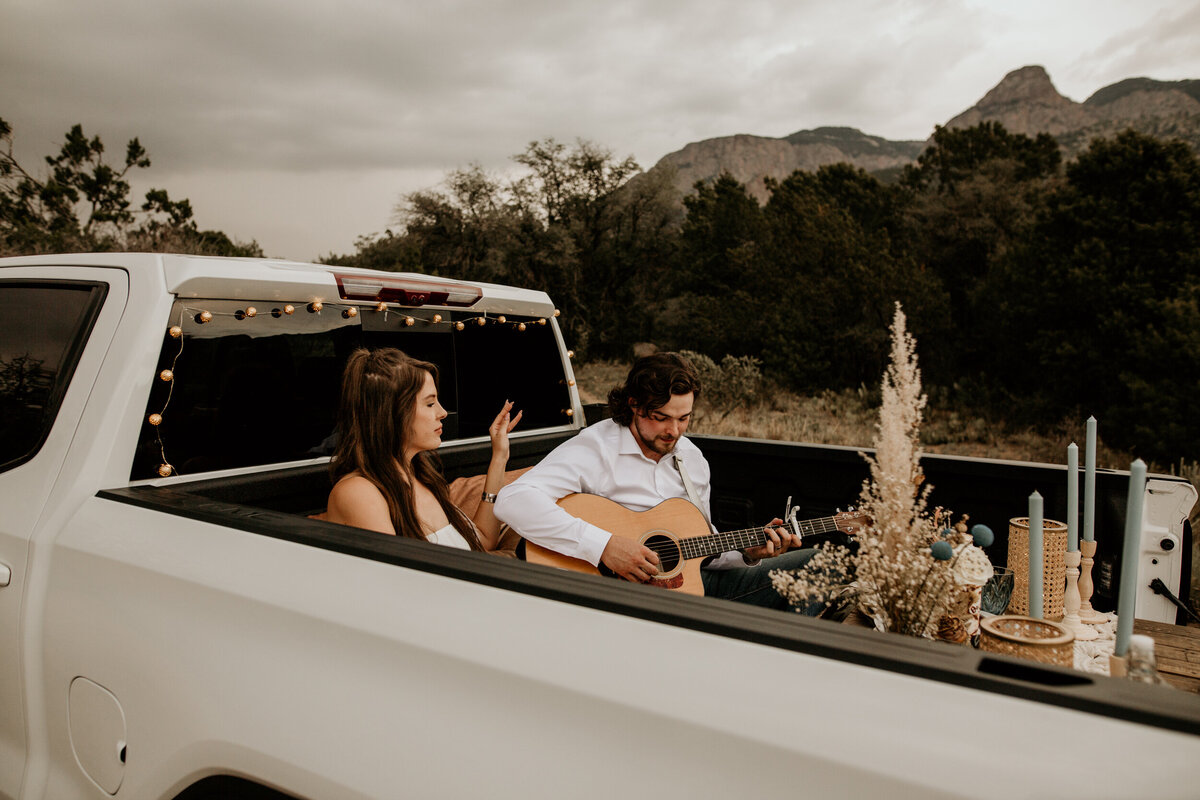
[600,535,660,583]
[741,517,803,563]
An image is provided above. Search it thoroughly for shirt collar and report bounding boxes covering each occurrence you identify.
[615,419,692,463]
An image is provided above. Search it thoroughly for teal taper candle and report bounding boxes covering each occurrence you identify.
[1084,417,1097,542]
[1115,460,1147,657]
[1029,491,1044,619]
[1068,443,1079,552]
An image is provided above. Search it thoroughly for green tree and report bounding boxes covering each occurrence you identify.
[1002,130,1200,459]
[1,116,260,257]
[657,173,767,358]
[512,138,664,355]
[760,167,948,390]
[349,139,678,358]
[902,122,1061,193]
[900,122,1062,387]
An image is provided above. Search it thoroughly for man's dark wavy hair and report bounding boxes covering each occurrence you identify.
[606,353,702,426]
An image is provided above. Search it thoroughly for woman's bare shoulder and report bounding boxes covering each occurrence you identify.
[326,473,395,534]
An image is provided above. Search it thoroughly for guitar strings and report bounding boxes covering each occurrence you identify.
[634,516,852,560]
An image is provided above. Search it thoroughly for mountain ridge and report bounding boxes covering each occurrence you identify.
[646,65,1200,201]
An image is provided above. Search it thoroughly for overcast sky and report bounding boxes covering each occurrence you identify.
[3,0,1198,260]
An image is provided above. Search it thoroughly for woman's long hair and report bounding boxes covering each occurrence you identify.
[330,347,481,550]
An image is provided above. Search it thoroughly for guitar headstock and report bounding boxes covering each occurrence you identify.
[833,507,870,536]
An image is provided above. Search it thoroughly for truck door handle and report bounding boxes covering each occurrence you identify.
[0,562,10,587]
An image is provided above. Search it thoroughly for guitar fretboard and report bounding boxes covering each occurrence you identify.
[678,515,842,560]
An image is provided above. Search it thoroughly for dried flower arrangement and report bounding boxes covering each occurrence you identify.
[772,304,995,641]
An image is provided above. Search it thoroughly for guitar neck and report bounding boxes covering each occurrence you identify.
[680,515,842,560]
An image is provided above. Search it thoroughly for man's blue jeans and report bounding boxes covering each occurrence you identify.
[701,547,823,614]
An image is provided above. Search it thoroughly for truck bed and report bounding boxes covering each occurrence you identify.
[105,433,1200,738]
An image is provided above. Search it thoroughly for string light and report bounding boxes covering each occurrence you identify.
[148,301,566,478]
[171,303,555,331]
[151,308,187,478]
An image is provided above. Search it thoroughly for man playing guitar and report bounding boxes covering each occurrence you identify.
[494,352,848,611]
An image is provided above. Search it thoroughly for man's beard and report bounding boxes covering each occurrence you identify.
[633,417,678,456]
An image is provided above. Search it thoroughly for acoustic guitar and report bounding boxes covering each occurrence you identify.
[523,493,867,595]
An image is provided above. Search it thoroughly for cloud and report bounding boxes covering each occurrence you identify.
[3,0,1198,259]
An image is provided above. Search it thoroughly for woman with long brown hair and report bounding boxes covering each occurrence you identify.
[324,347,521,550]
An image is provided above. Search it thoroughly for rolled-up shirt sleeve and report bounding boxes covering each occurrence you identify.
[494,437,612,566]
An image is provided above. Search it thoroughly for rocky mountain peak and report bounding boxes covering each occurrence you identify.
[977,65,1072,109]
[944,65,1092,137]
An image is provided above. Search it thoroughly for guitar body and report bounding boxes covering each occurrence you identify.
[524,494,712,595]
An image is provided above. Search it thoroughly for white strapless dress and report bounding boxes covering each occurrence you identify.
[428,523,472,550]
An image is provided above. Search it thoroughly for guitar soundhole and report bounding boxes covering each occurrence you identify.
[643,533,681,575]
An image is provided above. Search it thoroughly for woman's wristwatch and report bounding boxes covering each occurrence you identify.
[481,491,499,504]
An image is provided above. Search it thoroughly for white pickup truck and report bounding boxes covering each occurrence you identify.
[2,252,1198,800]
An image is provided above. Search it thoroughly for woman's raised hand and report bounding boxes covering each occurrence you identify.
[489,400,523,463]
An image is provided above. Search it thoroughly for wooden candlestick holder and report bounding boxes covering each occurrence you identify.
[1062,550,1098,641]
[1078,539,1108,624]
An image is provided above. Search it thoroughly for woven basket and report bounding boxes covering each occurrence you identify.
[979,616,1074,667]
[1007,517,1068,619]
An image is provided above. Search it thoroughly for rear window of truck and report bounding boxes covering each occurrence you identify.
[131,299,573,479]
